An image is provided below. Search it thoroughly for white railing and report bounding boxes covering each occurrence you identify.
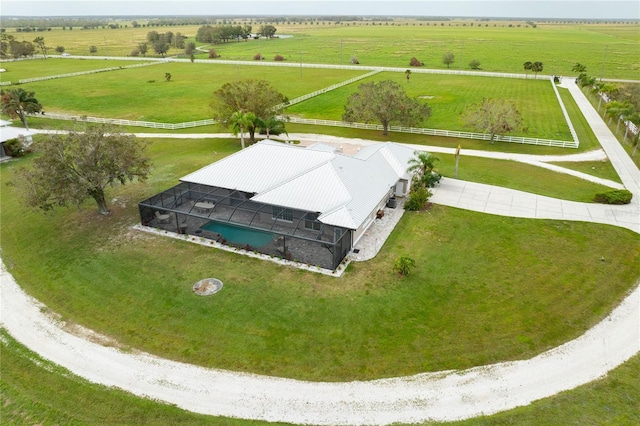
[17,61,162,84]
[284,117,579,148]
[37,112,577,147]
[41,113,215,129]
[552,78,579,144]
[277,70,381,109]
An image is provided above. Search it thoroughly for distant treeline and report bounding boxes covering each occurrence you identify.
[1,16,637,30]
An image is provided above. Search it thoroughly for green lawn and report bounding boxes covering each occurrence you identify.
[2,138,638,383]
[18,64,363,123]
[287,72,572,140]
[0,57,153,81]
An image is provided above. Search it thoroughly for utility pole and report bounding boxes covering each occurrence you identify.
[600,45,608,81]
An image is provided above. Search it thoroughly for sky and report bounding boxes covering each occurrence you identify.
[1,0,639,19]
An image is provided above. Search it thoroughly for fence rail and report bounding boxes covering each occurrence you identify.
[16,61,162,84]
[41,113,215,129]
[284,117,579,148]
[37,113,577,147]
[277,70,381,109]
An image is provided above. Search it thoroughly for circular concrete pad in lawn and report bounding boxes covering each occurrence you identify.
[192,278,223,296]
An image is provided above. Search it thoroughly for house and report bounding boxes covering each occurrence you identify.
[139,140,416,270]
[0,119,34,160]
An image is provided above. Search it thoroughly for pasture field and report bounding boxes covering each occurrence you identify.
[287,72,572,140]
[0,57,152,82]
[5,19,637,79]
[15,63,572,141]
[1,138,638,382]
[20,63,363,123]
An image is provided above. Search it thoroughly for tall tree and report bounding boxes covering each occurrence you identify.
[138,42,148,56]
[342,80,431,136]
[463,98,523,144]
[210,79,287,143]
[442,52,455,68]
[523,61,533,77]
[33,36,47,58]
[15,125,151,215]
[229,111,255,149]
[1,88,42,130]
[258,24,277,38]
[605,101,634,133]
[531,61,544,79]
[152,40,170,57]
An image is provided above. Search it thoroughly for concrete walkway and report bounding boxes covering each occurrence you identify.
[2,77,640,425]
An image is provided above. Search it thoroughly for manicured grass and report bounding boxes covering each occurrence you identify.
[18,63,363,122]
[0,57,153,81]
[548,160,622,184]
[3,328,638,426]
[2,138,638,382]
[436,154,616,201]
[287,72,572,140]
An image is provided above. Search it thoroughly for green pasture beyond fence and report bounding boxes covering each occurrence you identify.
[30,57,579,148]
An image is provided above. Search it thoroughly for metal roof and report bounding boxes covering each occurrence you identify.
[180,140,416,230]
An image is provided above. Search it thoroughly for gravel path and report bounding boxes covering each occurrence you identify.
[1,260,638,424]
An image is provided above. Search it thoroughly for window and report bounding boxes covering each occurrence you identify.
[272,206,293,222]
[305,216,322,231]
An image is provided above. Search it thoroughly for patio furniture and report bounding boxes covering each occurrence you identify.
[155,211,172,224]
[195,201,215,213]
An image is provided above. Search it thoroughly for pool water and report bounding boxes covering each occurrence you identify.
[201,222,274,248]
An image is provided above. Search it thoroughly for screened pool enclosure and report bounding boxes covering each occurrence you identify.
[138,182,353,270]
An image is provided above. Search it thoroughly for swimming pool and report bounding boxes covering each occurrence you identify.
[201,222,274,248]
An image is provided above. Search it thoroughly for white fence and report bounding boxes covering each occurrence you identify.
[552,78,579,144]
[41,113,215,129]
[36,112,578,147]
[284,117,579,148]
[16,61,162,84]
[277,70,381,108]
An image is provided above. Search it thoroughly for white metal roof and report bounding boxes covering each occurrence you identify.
[181,140,335,194]
[0,125,34,143]
[180,140,415,230]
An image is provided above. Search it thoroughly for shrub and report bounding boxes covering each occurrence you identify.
[404,186,432,211]
[469,59,481,70]
[594,190,633,205]
[409,57,424,67]
[208,49,219,58]
[274,54,285,61]
[3,138,25,157]
[350,56,359,64]
[130,48,140,57]
[254,52,263,60]
[393,256,416,276]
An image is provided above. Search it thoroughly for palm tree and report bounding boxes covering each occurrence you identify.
[531,61,544,79]
[1,88,42,130]
[407,151,441,189]
[228,111,255,149]
[605,101,634,133]
[257,115,288,139]
[571,63,587,74]
[523,61,533,78]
